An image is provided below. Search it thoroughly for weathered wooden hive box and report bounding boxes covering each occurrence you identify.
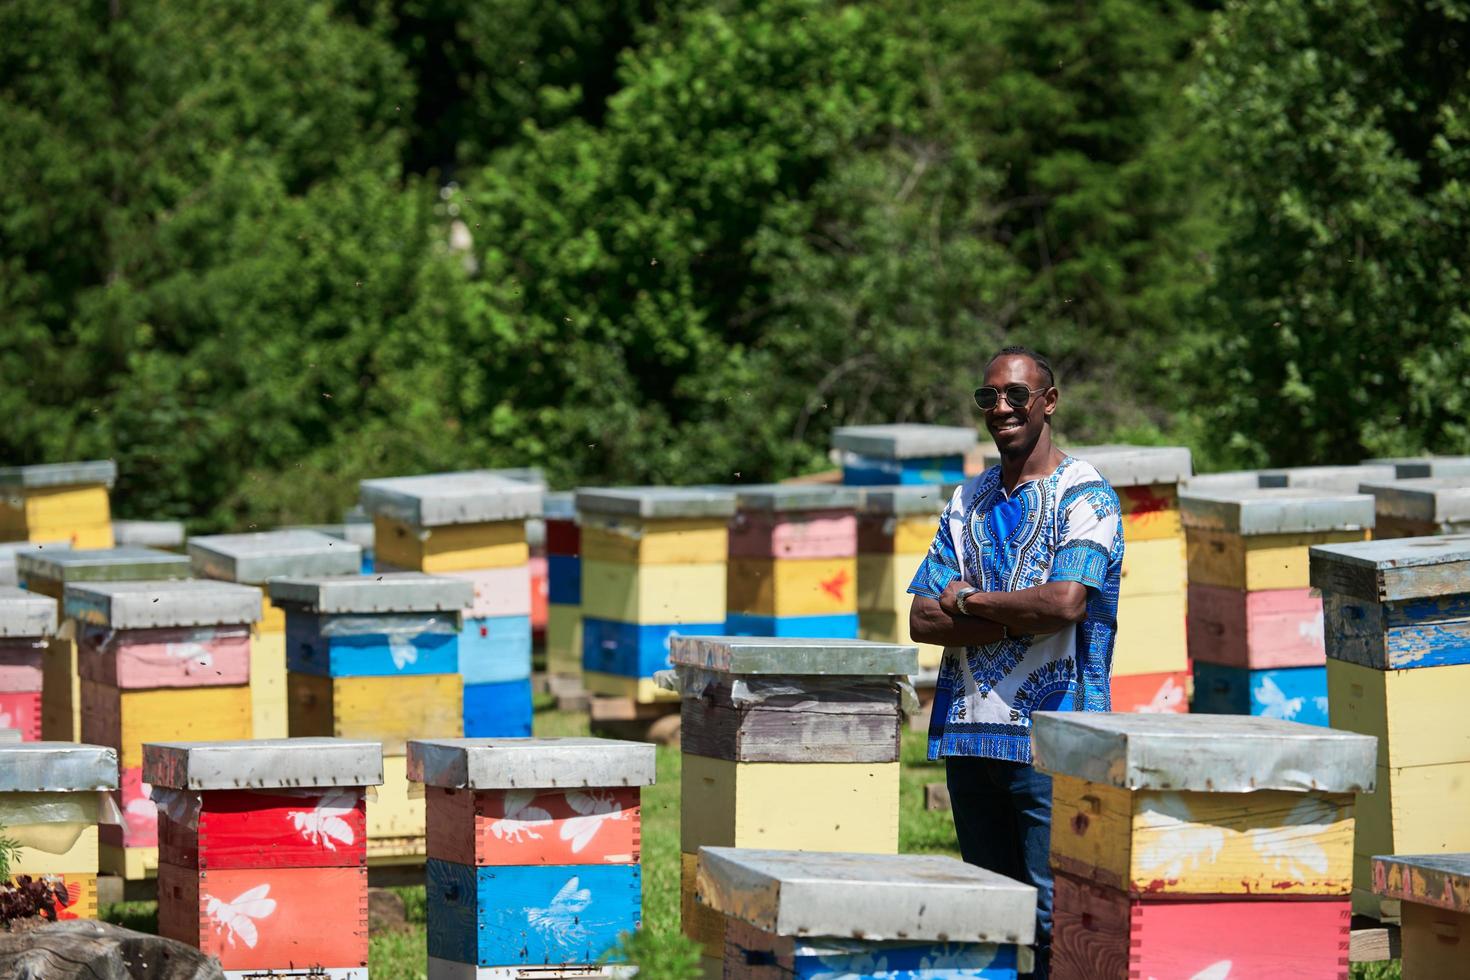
[271,573,470,866]
[1311,533,1470,919]
[189,529,362,741]
[671,634,916,974]
[1184,487,1374,726]
[0,586,58,741]
[0,741,118,920]
[1359,477,1470,539]
[575,488,736,704]
[696,848,1036,979]
[544,492,583,680]
[832,424,975,487]
[726,484,860,640]
[853,486,945,673]
[409,736,655,978]
[19,546,190,745]
[67,578,261,881]
[1373,853,1470,979]
[1033,711,1376,979]
[1068,445,1192,713]
[147,738,382,978]
[0,460,117,550]
[361,472,543,737]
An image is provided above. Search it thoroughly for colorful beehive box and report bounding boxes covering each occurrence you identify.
[271,573,470,865]
[544,492,583,680]
[1184,487,1374,726]
[1033,711,1376,980]
[1373,853,1470,979]
[111,520,186,550]
[832,424,976,486]
[0,741,117,920]
[1258,463,1398,491]
[146,738,382,978]
[671,634,915,973]
[1366,455,1470,480]
[190,529,363,741]
[726,484,861,639]
[361,471,543,736]
[0,460,116,549]
[409,736,656,978]
[1311,533,1470,919]
[66,578,261,880]
[0,586,57,740]
[18,546,190,744]
[1359,477,1470,538]
[696,848,1035,979]
[855,485,946,672]
[576,488,736,703]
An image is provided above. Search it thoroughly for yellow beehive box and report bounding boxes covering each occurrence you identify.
[857,553,917,615]
[80,681,252,770]
[1327,660,1470,770]
[0,462,117,549]
[98,842,157,881]
[1,742,116,906]
[1119,535,1186,598]
[367,753,426,865]
[251,627,288,740]
[3,793,101,876]
[1187,528,1369,591]
[373,515,528,572]
[286,671,462,755]
[580,558,727,624]
[580,515,729,565]
[1354,762,1470,867]
[546,603,583,677]
[726,557,858,618]
[582,670,678,703]
[1113,591,1189,675]
[1373,854,1470,978]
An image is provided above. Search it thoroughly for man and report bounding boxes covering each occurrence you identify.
[908,346,1123,979]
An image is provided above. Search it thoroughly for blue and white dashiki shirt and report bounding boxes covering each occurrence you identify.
[907,456,1124,763]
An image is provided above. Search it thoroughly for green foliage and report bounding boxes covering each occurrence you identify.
[0,825,18,881]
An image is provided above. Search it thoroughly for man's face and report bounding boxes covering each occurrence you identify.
[981,355,1056,457]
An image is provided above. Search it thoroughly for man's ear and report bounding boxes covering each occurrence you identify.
[1042,387,1058,419]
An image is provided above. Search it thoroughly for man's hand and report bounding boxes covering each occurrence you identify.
[911,581,1006,648]
[911,578,1091,648]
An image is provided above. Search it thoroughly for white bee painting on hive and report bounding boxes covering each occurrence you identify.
[204,883,277,949]
[288,788,358,850]
[561,790,630,854]
[126,781,157,834]
[1247,797,1332,881]
[527,876,592,952]
[1253,676,1303,721]
[164,640,214,671]
[1151,962,1232,980]
[1136,676,1184,713]
[1134,794,1225,880]
[489,789,552,844]
[388,635,419,670]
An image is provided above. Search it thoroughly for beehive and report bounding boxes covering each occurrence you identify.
[1365,455,1470,479]
[1312,533,1470,919]
[1185,487,1374,726]
[1358,477,1470,539]
[576,488,736,704]
[0,741,118,920]
[696,848,1036,979]
[1373,854,1470,979]
[66,578,262,879]
[147,738,382,978]
[0,460,116,549]
[271,573,470,865]
[671,634,915,975]
[111,520,186,550]
[544,492,583,680]
[189,529,362,740]
[410,737,655,978]
[0,541,69,588]
[1033,711,1376,979]
[361,471,542,736]
[1258,464,1398,491]
[0,586,57,741]
[831,424,975,486]
[726,484,860,639]
[854,485,946,672]
[19,546,191,743]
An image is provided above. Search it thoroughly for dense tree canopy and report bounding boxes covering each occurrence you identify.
[0,0,1465,528]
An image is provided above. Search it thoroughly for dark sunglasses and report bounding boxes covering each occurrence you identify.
[974,384,1049,411]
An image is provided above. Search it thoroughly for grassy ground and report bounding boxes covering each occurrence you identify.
[100,701,1400,979]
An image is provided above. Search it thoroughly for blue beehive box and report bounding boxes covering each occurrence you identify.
[462,677,533,737]
[832,425,976,487]
[581,617,724,678]
[725,611,861,639]
[1191,661,1331,727]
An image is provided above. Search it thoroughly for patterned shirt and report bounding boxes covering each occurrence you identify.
[907,456,1124,764]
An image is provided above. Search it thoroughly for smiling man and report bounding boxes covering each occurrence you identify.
[907,345,1123,979]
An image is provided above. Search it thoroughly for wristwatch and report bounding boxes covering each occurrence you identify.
[955,586,981,617]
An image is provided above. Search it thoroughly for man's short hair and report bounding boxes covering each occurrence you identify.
[988,345,1055,388]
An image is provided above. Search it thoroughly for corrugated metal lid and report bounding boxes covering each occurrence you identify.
[267,573,472,613]
[0,460,117,490]
[575,486,737,520]
[360,471,543,526]
[1180,487,1375,534]
[0,586,57,637]
[143,738,383,789]
[189,530,362,584]
[0,743,118,791]
[670,635,917,676]
[407,737,655,789]
[831,424,977,459]
[65,579,262,629]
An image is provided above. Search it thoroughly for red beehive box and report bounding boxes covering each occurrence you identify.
[425,784,642,867]
[0,587,55,741]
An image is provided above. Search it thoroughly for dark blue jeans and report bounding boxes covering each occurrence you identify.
[945,755,1053,979]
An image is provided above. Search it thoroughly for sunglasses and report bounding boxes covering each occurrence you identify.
[973,384,1049,411]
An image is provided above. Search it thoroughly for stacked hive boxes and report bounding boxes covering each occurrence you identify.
[1034,712,1376,978]
[726,485,861,639]
[1067,446,1193,713]
[0,587,56,740]
[410,737,656,978]
[544,492,583,681]
[671,634,915,976]
[1311,534,1470,920]
[148,738,381,978]
[272,573,470,865]
[1186,487,1374,726]
[856,486,946,673]
[20,547,190,743]
[1373,854,1470,978]
[66,579,260,881]
[696,849,1036,980]
[0,742,117,920]
[1359,478,1470,538]
[832,424,975,486]
[189,530,363,741]
[577,488,735,706]
[362,472,543,736]
[0,460,116,549]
